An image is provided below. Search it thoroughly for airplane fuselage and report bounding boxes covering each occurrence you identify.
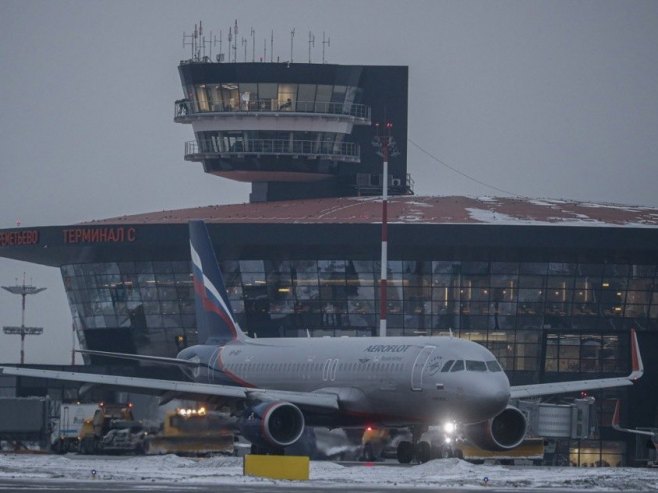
[179,335,511,427]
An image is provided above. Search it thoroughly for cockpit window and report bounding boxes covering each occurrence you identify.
[441,360,455,372]
[450,360,465,372]
[486,360,503,372]
[465,360,487,372]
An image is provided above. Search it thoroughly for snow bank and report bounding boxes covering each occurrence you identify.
[0,454,657,490]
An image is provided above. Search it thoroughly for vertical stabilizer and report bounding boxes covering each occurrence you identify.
[189,220,246,344]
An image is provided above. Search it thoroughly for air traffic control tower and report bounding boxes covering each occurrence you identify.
[174,61,411,202]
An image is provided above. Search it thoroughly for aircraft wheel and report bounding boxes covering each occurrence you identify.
[416,441,431,463]
[397,441,414,464]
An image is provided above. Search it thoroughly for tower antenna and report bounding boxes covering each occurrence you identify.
[233,19,239,62]
[308,31,315,63]
[215,30,224,62]
[251,27,255,62]
[270,30,274,62]
[290,28,295,62]
[242,36,247,62]
[322,32,331,63]
[183,22,201,60]
[228,27,233,63]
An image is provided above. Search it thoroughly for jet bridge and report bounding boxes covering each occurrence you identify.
[516,397,595,439]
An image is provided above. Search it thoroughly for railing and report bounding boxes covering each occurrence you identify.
[185,139,360,162]
[175,99,370,121]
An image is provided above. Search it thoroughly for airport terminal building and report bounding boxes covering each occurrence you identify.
[1,58,657,466]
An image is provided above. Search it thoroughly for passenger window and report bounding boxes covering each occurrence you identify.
[450,360,465,372]
[486,360,503,372]
[466,360,487,372]
[441,360,454,372]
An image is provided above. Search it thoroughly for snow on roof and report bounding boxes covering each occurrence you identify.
[85,196,658,228]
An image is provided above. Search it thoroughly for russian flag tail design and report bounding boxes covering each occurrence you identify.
[189,221,246,344]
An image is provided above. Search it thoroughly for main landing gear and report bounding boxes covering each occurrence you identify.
[396,425,428,464]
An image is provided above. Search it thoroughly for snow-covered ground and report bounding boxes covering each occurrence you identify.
[0,454,657,490]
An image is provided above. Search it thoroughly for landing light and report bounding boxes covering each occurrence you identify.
[443,421,457,435]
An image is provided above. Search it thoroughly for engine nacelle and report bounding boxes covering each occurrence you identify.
[239,401,305,448]
[464,405,527,451]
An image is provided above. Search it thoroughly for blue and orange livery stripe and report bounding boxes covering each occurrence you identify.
[192,271,238,339]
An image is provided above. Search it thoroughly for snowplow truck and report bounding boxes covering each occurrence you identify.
[145,408,234,456]
[78,403,147,455]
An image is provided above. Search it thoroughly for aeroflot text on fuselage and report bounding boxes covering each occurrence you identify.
[364,345,412,353]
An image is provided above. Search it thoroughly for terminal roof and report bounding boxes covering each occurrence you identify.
[85,196,658,228]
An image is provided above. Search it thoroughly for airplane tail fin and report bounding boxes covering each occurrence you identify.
[189,220,246,344]
[629,328,643,381]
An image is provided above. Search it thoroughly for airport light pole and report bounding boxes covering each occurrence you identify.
[372,122,398,337]
[2,274,46,364]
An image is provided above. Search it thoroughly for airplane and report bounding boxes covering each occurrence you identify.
[0,220,645,463]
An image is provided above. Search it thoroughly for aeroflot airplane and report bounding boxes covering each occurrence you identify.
[0,221,644,462]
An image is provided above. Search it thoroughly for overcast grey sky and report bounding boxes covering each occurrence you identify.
[1,0,657,364]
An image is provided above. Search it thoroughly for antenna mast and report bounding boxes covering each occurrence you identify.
[270,30,274,62]
[215,30,224,62]
[242,36,247,62]
[290,28,295,62]
[183,22,203,60]
[228,27,233,62]
[322,32,331,63]
[308,31,315,63]
[251,27,255,62]
[233,19,239,62]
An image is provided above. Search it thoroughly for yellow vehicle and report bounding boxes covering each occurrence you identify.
[361,425,545,464]
[78,402,147,455]
[146,407,235,456]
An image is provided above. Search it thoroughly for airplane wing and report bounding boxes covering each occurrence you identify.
[510,329,643,399]
[75,349,200,368]
[612,400,656,437]
[0,366,339,413]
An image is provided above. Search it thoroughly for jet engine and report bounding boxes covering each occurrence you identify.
[239,401,305,449]
[464,405,527,451]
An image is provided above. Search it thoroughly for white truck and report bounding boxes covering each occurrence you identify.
[50,403,98,453]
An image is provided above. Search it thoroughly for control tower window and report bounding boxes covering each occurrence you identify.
[208,85,223,111]
[297,84,317,112]
[221,83,239,111]
[239,83,258,111]
[258,83,277,111]
[195,85,210,112]
[331,85,346,102]
[278,83,297,110]
[315,84,332,112]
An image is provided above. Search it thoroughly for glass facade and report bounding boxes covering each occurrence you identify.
[62,259,658,375]
[194,130,357,161]
[182,82,366,118]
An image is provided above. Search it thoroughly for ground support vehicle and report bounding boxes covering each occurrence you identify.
[145,408,234,456]
[50,403,98,454]
[78,403,147,455]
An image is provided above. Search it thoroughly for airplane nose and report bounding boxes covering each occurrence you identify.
[466,378,510,421]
